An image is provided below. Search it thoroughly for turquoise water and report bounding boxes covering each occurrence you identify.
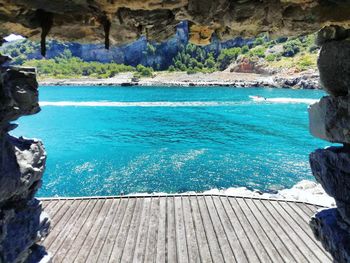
[12,86,328,197]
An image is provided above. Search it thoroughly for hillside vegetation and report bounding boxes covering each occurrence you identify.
[1,34,319,79]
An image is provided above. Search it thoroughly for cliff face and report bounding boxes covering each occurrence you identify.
[1,21,253,70]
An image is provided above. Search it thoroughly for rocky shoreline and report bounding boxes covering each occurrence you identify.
[126,180,334,207]
[39,70,321,89]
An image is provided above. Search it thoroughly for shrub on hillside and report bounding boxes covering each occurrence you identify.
[265,54,276,62]
[135,64,154,77]
[296,54,317,71]
[241,45,249,54]
[248,46,266,58]
[217,47,242,70]
[282,40,301,57]
[168,65,176,72]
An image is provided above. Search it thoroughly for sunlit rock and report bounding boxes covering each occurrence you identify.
[316,25,350,46]
[2,1,350,45]
[309,95,350,144]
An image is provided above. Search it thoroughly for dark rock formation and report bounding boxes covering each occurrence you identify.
[310,147,350,223]
[309,25,350,263]
[310,208,350,263]
[318,39,350,96]
[274,71,320,90]
[0,65,50,262]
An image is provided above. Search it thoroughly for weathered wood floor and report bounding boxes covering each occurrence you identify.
[40,195,332,263]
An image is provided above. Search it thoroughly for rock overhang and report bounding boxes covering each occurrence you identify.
[1,0,350,47]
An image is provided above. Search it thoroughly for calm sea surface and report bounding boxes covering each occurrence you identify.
[12,86,329,197]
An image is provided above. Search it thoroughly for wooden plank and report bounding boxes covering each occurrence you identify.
[277,202,332,262]
[108,198,139,263]
[219,197,260,262]
[287,202,314,223]
[85,198,121,263]
[236,198,283,262]
[197,196,225,263]
[228,197,272,263]
[74,199,113,263]
[156,197,167,263]
[144,197,161,263]
[41,200,50,209]
[167,196,177,263]
[212,196,248,263]
[132,197,153,262]
[120,198,148,262]
[296,203,318,217]
[53,200,97,262]
[189,196,212,263]
[46,200,67,223]
[261,200,317,263]
[270,201,329,262]
[39,196,333,263]
[182,197,200,263]
[60,199,105,263]
[254,200,307,263]
[42,200,56,212]
[43,200,83,250]
[96,198,130,262]
[245,198,295,263]
[204,196,236,263]
[174,196,189,263]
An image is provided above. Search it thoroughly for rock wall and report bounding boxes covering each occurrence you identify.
[0,21,253,70]
[309,26,350,263]
[0,54,50,262]
[1,0,350,47]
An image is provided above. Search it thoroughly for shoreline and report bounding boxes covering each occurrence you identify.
[39,70,320,89]
[39,180,334,207]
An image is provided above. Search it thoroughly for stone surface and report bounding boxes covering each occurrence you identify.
[318,39,350,96]
[274,70,320,89]
[316,25,350,46]
[310,208,350,263]
[229,56,268,74]
[0,54,11,66]
[309,95,350,143]
[0,67,40,129]
[0,199,50,262]
[1,1,350,45]
[310,146,350,224]
[309,25,350,263]
[0,66,49,262]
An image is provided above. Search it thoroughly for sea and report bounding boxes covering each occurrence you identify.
[11,85,330,197]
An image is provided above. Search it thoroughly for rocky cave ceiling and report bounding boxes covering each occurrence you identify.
[0,0,350,48]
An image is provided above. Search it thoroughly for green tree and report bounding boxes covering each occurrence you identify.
[217,47,242,70]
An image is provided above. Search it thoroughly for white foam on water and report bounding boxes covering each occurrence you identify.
[40,98,319,107]
[40,101,244,107]
[250,97,318,104]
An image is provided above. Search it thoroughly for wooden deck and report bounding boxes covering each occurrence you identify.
[40,195,332,263]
